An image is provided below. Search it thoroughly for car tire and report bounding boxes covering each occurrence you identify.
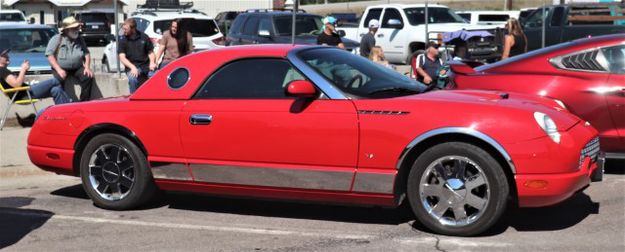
[102,57,110,73]
[407,142,509,236]
[79,133,158,210]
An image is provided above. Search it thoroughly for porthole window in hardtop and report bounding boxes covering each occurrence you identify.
[194,58,306,99]
[168,68,190,89]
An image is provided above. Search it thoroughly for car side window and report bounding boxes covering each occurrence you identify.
[229,16,246,35]
[134,18,150,33]
[381,8,403,28]
[195,58,306,99]
[602,45,625,74]
[258,17,273,34]
[550,6,564,27]
[363,8,383,28]
[242,15,259,36]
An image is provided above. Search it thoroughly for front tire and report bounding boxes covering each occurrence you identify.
[80,133,157,210]
[407,142,509,236]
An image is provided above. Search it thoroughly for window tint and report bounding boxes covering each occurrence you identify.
[153,19,219,37]
[363,8,382,28]
[404,8,466,26]
[457,13,471,21]
[258,17,273,33]
[242,15,259,36]
[381,8,403,28]
[195,58,305,99]
[524,7,549,28]
[134,18,150,32]
[602,45,625,74]
[550,7,564,26]
[0,13,25,22]
[478,14,509,22]
[229,15,246,35]
[0,28,57,53]
[274,15,323,36]
[168,68,190,89]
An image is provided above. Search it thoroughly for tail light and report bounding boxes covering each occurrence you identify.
[212,36,225,46]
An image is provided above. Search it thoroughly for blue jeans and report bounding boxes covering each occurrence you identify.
[29,78,72,105]
[127,67,156,93]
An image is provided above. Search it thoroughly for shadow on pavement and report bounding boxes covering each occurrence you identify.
[605,159,625,175]
[50,184,89,199]
[0,197,53,249]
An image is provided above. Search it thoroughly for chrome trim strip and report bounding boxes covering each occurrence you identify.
[352,172,395,194]
[396,127,517,174]
[605,152,625,159]
[287,47,348,100]
[191,164,353,191]
[150,162,192,181]
[358,110,410,115]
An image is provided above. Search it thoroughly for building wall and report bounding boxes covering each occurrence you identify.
[7,1,127,26]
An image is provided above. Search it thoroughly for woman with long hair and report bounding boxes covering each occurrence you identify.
[154,19,193,69]
[369,46,395,69]
[502,18,527,59]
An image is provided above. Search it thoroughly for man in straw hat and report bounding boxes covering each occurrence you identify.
[45,16,95,101]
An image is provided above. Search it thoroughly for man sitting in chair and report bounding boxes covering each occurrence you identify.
[0,49,72,126]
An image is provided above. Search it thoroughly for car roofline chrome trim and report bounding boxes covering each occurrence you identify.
[605,152,625,159]
[287,46,349,100]
[396,127,516,174]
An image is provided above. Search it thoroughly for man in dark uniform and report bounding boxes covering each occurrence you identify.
[317,16,344,49]
[118,18,156,93]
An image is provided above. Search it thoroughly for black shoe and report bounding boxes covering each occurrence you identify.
[15,113,35,128]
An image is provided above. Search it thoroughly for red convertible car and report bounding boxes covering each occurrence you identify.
[28,45,602,236]
[450,34,625,159]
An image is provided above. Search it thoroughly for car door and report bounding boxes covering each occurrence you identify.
[602,45,625,153]
[179,58,359,191]
[377,7,408,63]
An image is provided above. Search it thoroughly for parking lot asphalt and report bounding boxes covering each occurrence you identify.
[1,126,625,251]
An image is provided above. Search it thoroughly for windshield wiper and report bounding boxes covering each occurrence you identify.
[367,87,419,96]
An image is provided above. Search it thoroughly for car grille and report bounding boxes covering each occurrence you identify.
[579,137,600,168]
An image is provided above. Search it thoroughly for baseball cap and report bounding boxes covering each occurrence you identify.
[368,19,380,28]
[323,16,337,25]
[427,42,440,49]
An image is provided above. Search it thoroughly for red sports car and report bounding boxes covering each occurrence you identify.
[449,34,625,159]
[28,45,603,236]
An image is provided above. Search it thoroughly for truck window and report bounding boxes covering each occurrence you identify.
[242,15,259,36]
[457,13,471,22]
[523,7,550,28]
[362,8,382,28]
[550,7,564,27]
[381,8,403,28]
[478,14,509,22]
[404,7,465,26]
[274,15,323,36]
[602,45,625,74]
[229,15,246,35]
[258,17,272,33]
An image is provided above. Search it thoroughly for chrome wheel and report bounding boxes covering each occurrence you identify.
[88,144,135,201]
[419,155,490,227]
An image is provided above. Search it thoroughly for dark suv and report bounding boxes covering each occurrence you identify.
[74,10,115,45]
[215,11,241,36]
[226,10,359,52]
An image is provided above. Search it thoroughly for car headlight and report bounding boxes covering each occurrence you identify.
[534,112,561,144]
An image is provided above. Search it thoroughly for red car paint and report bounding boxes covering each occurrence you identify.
[28,45,600,215]
[450,34,625,158]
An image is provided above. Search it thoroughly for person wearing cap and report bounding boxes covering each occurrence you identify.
[0,49,72,124]
[45,16,95,102]
[317,16,345,49]
[360,19,379,58]
[118,18,156,93]
[414,42,444,85]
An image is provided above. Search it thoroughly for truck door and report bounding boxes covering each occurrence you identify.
[377,7,408,63]
[359,8,383,40]
[523,6,565,51]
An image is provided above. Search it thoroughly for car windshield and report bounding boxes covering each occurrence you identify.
[274,15,323,36]
[0,28,57,53]
[154,18,219,37]
[404,7,466,25]
[0,13,25,22]
[299,48,428,98]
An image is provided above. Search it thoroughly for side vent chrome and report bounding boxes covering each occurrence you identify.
[550,49,609,73]
[358,110,410,115]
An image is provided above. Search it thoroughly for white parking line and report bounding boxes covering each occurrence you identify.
[1,208,375,240]
[395,237,511,248]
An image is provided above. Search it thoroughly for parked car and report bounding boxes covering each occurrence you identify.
[0,23,57,74]
[215,11,241,36]
[448,34,625,159]
[101,8,224,72]
[329,12,359,26]
[0,10,27,24]
[226,10,360,53]
[74,10,115,45]
[455,11,519,27]
[522,2,625,51]
[338,4,495,64]
[28,44,602,236]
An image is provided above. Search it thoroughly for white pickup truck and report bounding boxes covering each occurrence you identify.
[338,4,494,64]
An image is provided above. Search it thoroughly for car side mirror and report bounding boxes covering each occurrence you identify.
[258,30,271,37]
[286,80,317,97]
[337,30,346,37]
[387,19,403,29]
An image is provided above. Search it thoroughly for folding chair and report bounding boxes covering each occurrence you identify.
[0,84,38,130]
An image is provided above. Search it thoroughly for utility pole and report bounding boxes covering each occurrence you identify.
[425,0,429,45]
[541,0,546,48]
[292,0,298,44]
[114,0,120,77]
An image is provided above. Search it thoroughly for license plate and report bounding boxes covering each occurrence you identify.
[92,25,99,29]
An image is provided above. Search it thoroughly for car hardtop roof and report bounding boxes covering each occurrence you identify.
[132,11,214,20]
[239,11,318,17]
[367,3,449,9]
[0,23,55,29]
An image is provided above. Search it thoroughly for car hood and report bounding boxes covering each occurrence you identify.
[272,35,359,49]
[7,52,51,73]
[399,89,581,130]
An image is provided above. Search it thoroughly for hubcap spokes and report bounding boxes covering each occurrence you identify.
[88,144,135,201]
[420,156,489,227]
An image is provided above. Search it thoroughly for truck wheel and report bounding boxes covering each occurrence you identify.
[407,142,509,236]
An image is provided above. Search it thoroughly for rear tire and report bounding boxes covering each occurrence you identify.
[407,142,509,236]
[80,133,158,210]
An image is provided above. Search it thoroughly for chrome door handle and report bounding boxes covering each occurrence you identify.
[190,114,212,125]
